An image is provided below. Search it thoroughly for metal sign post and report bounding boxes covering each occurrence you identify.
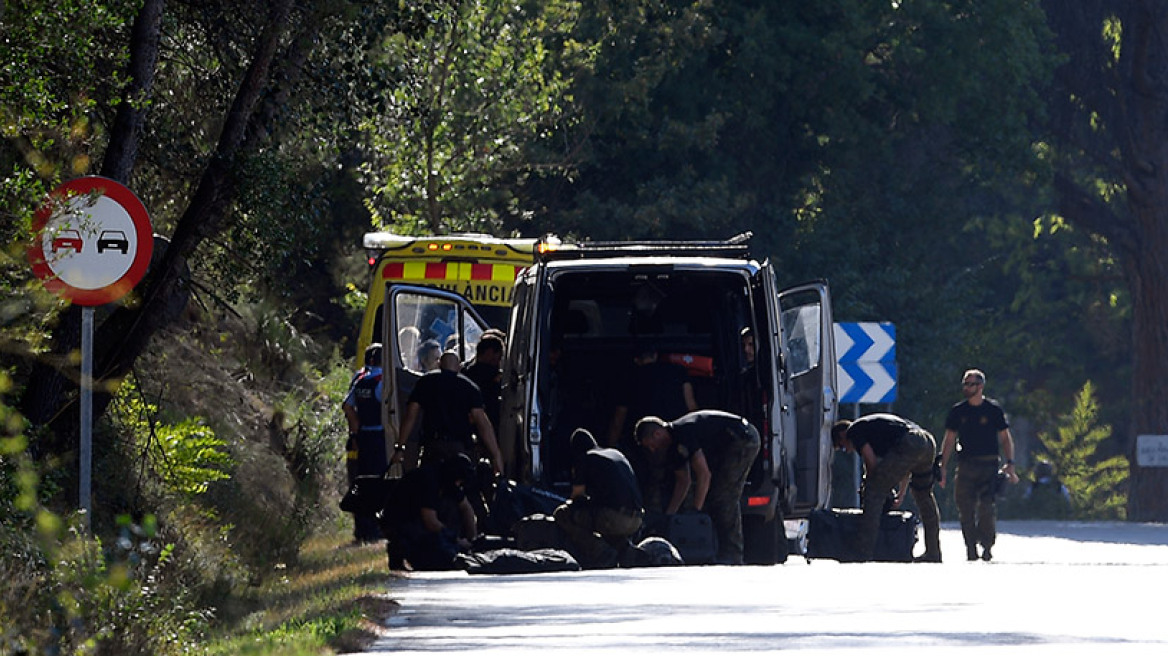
[80,307,94,528]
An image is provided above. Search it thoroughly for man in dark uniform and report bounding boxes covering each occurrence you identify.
[393,352,503,474]
[553,428,644,568]
[461,330,505,432]
[608,344,699,512]
[343,343,389,543]
[737,327,766,437]
[380,453,478,570]
[635,410,760,565]
[607,344,697,447]
[831,414,942,562]
[939,369,1019,561]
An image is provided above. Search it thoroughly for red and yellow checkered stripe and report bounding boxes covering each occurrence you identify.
[381,261,524,282]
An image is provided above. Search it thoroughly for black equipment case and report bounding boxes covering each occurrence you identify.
[664,512,718,565]
[805,508,918,562]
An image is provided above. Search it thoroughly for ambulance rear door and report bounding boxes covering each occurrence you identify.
[380,284,489,461]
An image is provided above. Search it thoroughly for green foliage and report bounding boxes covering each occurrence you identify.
[0,0,134,177]
[1036,381,1129,519]
[108,375,232,500]
[0,519,211,656]
[2,374,210,655]
[363,0,582,234]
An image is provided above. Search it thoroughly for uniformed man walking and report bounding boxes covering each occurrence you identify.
[635,410,760,565]
[939,369,1019,561]
[831,413,942,562]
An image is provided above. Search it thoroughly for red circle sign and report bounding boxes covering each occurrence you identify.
[27,177,154,306]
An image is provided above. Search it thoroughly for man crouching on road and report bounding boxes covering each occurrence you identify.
[635,411,760,565]
[831,414,942,562]
[380,453,478,571]
[553,428,644,568]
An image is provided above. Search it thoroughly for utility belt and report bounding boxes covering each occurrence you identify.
[422,433,473,449]
[419,435,473,464]
[957,454,1000,463]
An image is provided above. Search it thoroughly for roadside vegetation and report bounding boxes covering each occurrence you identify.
[1,299,400,655]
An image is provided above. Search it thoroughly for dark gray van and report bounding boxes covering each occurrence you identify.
[376,235,838,564]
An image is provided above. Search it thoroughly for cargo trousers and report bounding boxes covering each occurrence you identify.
[954,456,1001,553]
[554,498,643,568]
[704,422,761,565]
[855,427,941,561]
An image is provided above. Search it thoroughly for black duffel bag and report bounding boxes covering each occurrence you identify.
[340,475,397,516]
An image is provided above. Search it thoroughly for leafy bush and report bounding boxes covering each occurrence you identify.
[108,375,233,499]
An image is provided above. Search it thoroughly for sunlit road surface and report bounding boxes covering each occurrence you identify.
[365,521,1168,655]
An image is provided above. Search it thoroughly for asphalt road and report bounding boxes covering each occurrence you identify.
[364,520,1168,655]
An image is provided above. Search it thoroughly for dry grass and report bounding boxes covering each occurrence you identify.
[206,529,399,655]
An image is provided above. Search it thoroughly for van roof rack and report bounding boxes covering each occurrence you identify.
[537,232,753,262]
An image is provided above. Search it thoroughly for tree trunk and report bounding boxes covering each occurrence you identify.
[102,0,165,181]
[91,0,298,406]
[1122,145,1168,522]
[1125,228,1168,520]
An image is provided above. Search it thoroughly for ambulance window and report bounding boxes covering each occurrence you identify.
[394,293,464,372]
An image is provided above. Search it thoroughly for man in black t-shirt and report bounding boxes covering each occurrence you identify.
[831,413,942,562]
[608,345,699,513]
[607,345,697,447]
[553,429,644,568]
[381,454,477,571]
[939,369,1018,561]
[461,331,505,432]
[635,410,760,565]
[394,352,503,474]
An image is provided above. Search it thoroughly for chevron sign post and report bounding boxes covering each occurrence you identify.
[834,322,897,404]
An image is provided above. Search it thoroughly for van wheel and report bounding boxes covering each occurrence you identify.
[743,511,788,565]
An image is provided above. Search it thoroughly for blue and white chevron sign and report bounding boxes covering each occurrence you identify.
[834,322,897,403]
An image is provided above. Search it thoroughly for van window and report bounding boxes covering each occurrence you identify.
[781,305,821,376]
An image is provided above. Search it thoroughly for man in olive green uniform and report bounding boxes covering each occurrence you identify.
[832,413,942,562]
[939,369,1019,561]
[635,411,760,565]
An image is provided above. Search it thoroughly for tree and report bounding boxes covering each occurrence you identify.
[361,0,582,235]
[1042,1,1168,520]
[518,0,1060,428]
[1036,381,1128,519]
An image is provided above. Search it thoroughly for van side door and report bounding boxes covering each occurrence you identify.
[775,280,839,515]
[380,284,489,465]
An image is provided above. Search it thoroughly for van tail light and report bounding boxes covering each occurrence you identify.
[746,496,770,507]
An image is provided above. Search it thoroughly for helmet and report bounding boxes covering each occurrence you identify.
[633,537,683,567]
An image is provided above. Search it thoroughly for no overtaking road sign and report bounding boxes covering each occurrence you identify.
[27,176,153,306]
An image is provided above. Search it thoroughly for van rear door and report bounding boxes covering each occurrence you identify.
[380,284,489,461]
[771,279,838,516]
